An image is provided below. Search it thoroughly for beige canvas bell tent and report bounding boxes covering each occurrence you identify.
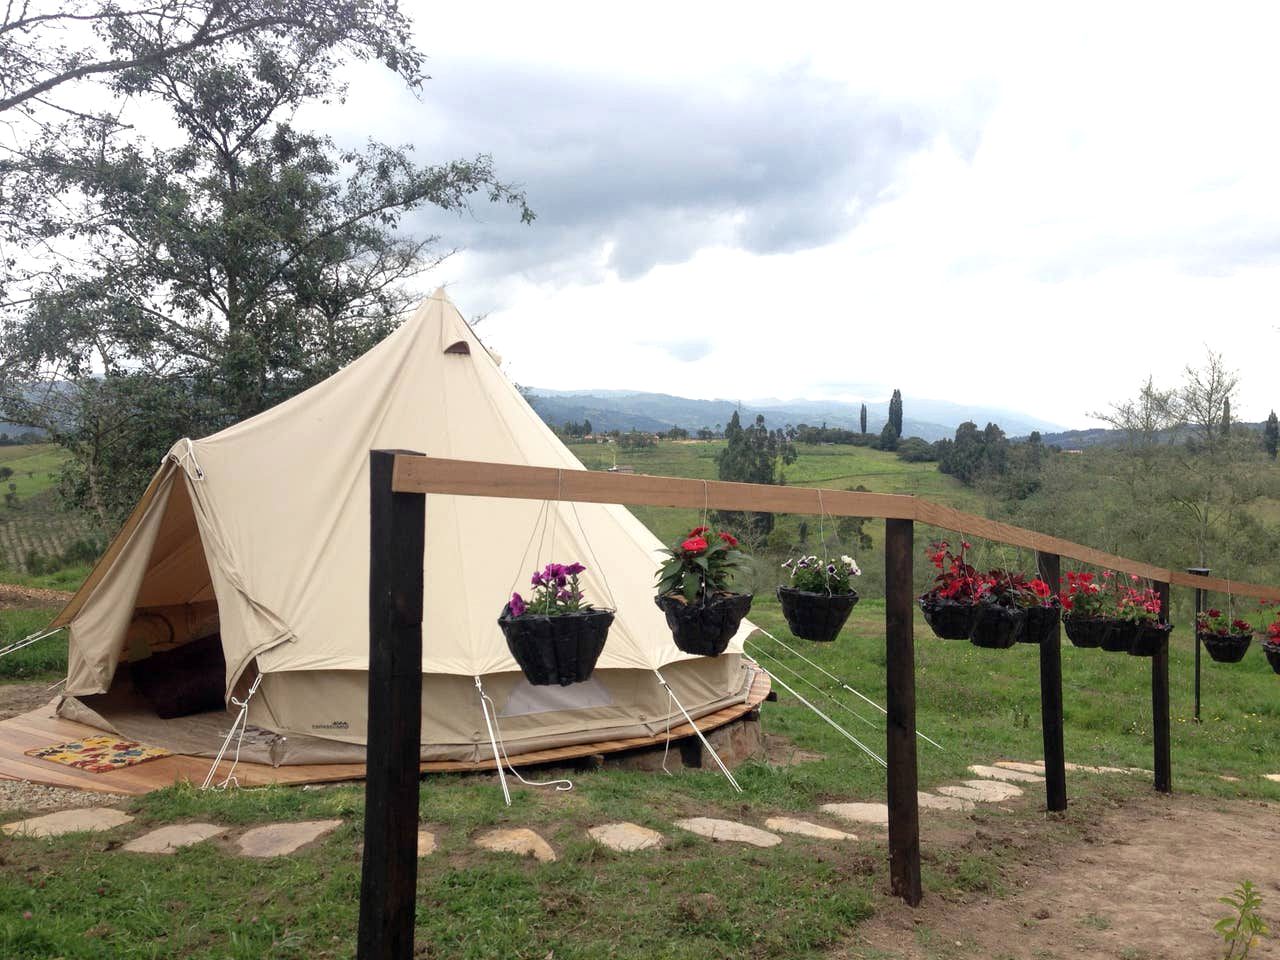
[47,290,758,767]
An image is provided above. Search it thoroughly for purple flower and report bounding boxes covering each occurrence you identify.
[557,588,573,601]
[509,593,526,617]
[555,574,567,587]
[565,562,586,576]
[531,572,544,587]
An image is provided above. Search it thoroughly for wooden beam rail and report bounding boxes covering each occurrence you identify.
[392,455,1280,601]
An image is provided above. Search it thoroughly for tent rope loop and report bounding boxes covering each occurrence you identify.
[200,672,263,790]
[475,676,573,807]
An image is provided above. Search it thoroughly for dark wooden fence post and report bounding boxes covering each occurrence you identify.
[884,518,921,906]
[1035,551,1067,812]
[1152,579,1172,794]
[358,450,426,960]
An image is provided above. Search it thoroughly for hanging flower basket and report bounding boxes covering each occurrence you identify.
[1199,631,1253,664]
[776,553,862,643]
[970,602,1025,649]
[655,591,753,656]
[499,562,612,686]
[654,525,753,657]
[919,596,981,640]
[1127,621,1172,657]
[1063,617,1111,648]
[498,605,614,686]
[1101,619,1136,653]
[1196,610,1255,664]
[777,586,859,643]
[1020,601,1061,645]
[1262,639,1280,675]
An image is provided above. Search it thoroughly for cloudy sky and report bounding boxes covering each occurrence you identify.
[325,3,1280,428]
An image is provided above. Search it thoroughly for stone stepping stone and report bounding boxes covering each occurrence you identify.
[937,780,1023,803]
[417,830,437,856]
[474,827,556,862]
[764,817,856,841]
[237,820,342,858]
[123,823,226,854]
[2,807,133,839]
[1220,775,1241,783]
[1264,774,1280,783]
[673,817,781,848]
[995,760,1045,774]
[918,791,974,812]
[969,764,1045,784]
[821,802,888,827]
[588,822,663,852]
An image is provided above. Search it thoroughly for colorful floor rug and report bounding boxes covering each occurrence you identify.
[26,736,173,774]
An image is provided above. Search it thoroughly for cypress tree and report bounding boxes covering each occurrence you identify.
[1222,397,1231,437]
[888,389,903,438]
[1266,410,1279,460]
[859,403,867,434]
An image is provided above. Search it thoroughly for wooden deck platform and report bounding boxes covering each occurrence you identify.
[0,669,770,796]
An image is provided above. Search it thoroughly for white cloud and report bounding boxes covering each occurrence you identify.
[338,2,1280,427]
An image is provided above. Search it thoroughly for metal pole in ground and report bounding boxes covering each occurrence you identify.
[1187,567,1210,724]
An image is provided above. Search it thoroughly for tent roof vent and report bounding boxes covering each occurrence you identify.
[444,340,470,355]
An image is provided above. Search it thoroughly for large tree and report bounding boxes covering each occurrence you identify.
[716,411,796,536]
[888,388,902,438]
[0,15,531,524]
[1264,410,1278,460]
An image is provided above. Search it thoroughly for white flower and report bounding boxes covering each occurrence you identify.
[841,555,862,576]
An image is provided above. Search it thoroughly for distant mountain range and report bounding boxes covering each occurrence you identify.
[526,389,1068,442]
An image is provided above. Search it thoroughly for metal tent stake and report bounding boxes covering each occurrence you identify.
[1187,567,1210,724]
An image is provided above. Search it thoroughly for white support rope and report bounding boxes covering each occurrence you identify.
[743,639,879,732]
[754,662,887,768]
[0,626,63,661]
[201,673,263,790]
[754,626,945,752]
[654,669,743,793]
[475,676,573,807]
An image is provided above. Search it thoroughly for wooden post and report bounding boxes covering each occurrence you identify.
[1152,579,1172,794]
[884,518,921,906]
[358,450,426,960]
[1035,551,1067,813]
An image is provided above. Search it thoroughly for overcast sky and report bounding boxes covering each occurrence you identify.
[321,3,1280,428]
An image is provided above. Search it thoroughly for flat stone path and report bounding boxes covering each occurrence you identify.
[417,830,437,856]
[938,780,1024,803]
[123,823,226,854]
[588,822,663,852]
[764,817,856,840]
[1,807,133,838]
[821,802,889,826]
[674,817,781,847]
[995,760,1045,774]
[1265,774,1280,783]
[968,763,1044,784]
[237,820,342,858]
[475,827,557,862]
[918,791,973,811]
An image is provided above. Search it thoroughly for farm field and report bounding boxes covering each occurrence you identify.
[2,597,1278,958]
[0,445,100,575]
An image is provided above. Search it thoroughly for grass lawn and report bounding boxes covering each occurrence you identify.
[0,607,66,679]
[0,444,66,500]
[2,598,1277,959]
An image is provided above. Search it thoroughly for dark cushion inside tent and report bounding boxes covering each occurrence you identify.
[131,634,227,719]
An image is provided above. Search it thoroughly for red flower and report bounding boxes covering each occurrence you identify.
[1030,578,1051,598]
[681,536,708,554]
[690,525,710,536]
[718,532,738,546]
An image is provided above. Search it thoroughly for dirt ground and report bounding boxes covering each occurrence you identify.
[847,792,1280,960]
[0,581,71,610]
[0,680,56,721]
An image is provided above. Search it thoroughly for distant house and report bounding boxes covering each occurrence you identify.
[607,465,635,474]
[1064,449,1084,455]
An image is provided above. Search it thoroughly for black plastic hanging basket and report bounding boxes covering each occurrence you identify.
[1198,631,1253,664]
[919,595,981,640]
[970,602,1025,649]
[776,586,859,643]
[1063,617,1111,648]
[1020,602,1061,645]
[1263,640,1280,675]
[655,591,753,657]
[1127,621,1172,657]
[1101,619,1137,653]
[497,606,614,686]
